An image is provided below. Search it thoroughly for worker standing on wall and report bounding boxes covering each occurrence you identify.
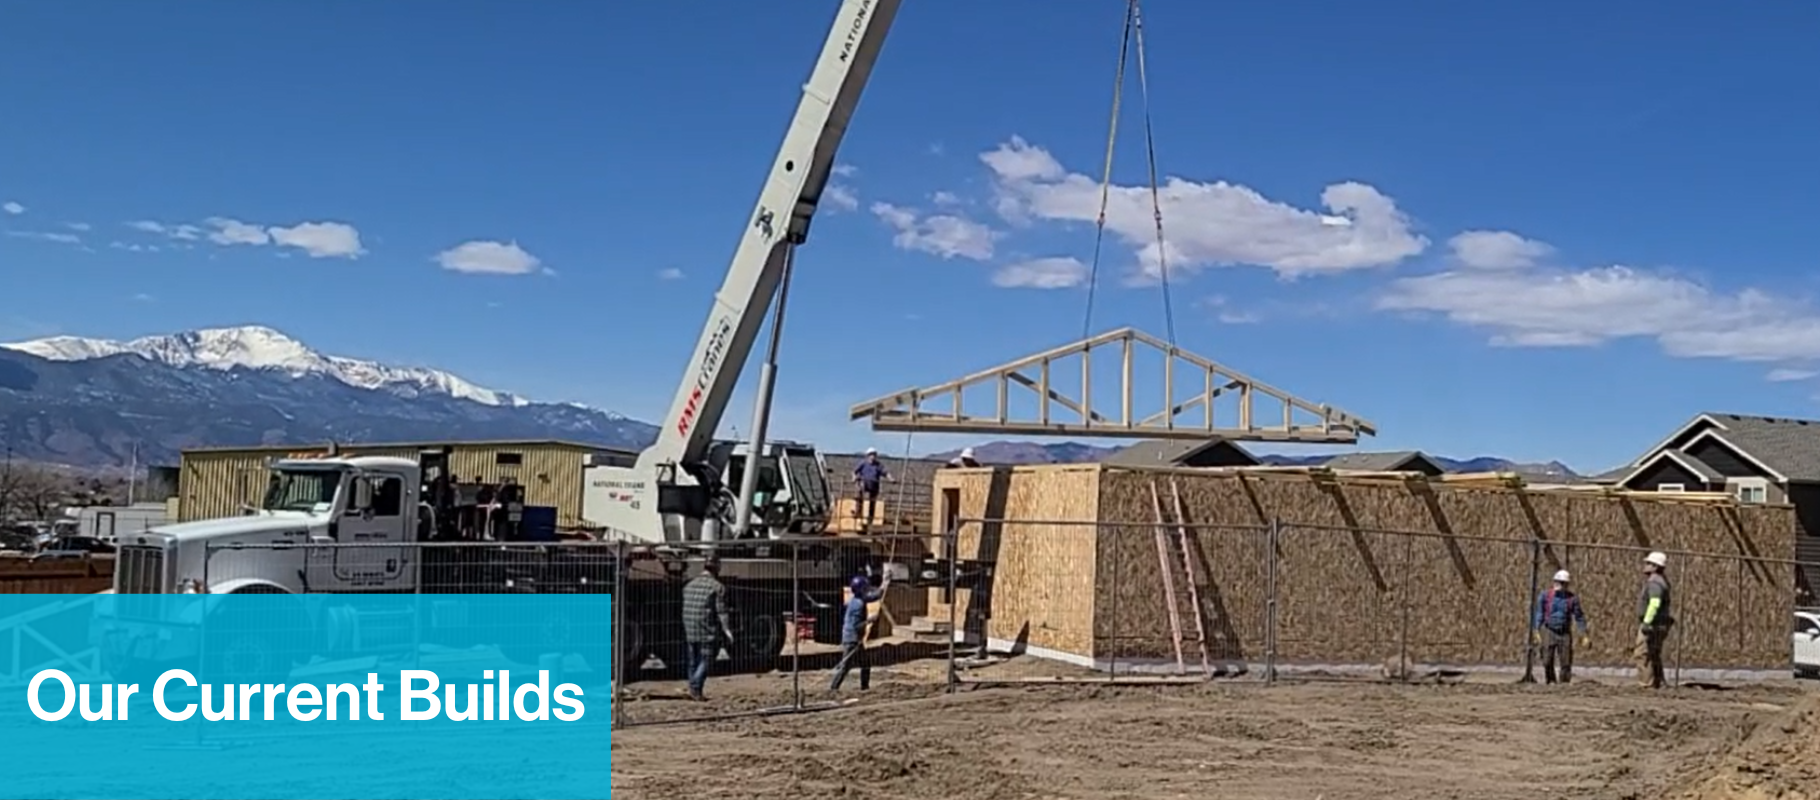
[1530,569,1589,684]
[829,573,890,693]
[680,556,736,702]
[946,447,981,469]
[852,448,893,526]
[1633,551,1675,689]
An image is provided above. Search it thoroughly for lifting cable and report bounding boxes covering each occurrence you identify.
[1079,0,1136,340]
[1080,0,1180,347]
[1130,1,1180,347]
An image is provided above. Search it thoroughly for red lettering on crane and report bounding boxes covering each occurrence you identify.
[675,316,734,440]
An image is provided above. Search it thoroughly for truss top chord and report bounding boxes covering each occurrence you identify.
[847,327,1376,444]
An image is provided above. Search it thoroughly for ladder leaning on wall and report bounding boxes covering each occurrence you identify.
[1148,476,1213,676]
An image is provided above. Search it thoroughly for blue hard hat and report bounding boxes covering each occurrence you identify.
[850,575,870,592]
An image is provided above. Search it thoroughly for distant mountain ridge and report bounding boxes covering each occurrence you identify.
[0,325,655,469]
[925,440,1583,477]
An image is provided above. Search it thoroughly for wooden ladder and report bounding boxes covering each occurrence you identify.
[1148,477,1213,676]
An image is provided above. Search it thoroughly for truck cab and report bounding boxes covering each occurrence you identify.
[111,455,424,597]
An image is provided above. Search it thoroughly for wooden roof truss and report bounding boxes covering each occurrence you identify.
[848,327,1377,444]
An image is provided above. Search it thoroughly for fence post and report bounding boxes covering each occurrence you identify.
[1108,521,1123,677]
[1519,537,1540,683]
[944,522,958,695]
[1265,517,1279,686]
[790,542,802,710]
[1398,533,1412,680]
[611,539,626,731]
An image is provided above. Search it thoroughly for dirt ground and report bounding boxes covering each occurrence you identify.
[610,651,1820,800]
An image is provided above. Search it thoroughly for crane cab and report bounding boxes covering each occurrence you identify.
[710,439,832,538]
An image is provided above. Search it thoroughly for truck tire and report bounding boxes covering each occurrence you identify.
[500,609,644,682]
[101,648,174,687]
[205,616,306,682]
[729,591,786,674]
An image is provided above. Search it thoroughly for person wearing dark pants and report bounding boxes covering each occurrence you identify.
[680,557,734,701]
[1634,551,1674,689]
[851,449,893,527]
[829,574,890,693]
[1531,569,1589,684]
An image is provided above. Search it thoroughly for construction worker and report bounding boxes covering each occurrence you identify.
[1531,569,1589,684]
[852,448,893,525]
[1633,550,1674,689]
[946,447,981,469]
[829,573,891,693]
[680,556,735,701]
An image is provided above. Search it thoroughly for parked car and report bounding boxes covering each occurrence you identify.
[1796,610,1820,679]
[29,535,116,561]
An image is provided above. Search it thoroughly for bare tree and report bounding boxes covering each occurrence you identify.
[2,465,74,521]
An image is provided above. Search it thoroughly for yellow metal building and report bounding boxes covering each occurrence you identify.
[175,439,636,529]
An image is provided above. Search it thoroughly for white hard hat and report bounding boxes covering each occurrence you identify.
[960,447,975,459]
[865,447,878,455]
[1644,551,1668,568]
[1553,569,1571,583]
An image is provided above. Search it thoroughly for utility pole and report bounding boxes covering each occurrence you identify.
[126,441,139,505]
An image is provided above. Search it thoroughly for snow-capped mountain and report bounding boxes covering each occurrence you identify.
[4,325,534,408]
[0,326,656,469]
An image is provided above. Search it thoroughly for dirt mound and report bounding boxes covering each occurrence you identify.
[1675,696,1820,800]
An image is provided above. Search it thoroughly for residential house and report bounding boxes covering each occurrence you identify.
[1102,438,1261,469]
[1321,450,1446,476]
[1616,412,1820,605]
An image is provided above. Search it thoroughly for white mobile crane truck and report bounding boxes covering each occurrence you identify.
[91,0,926,685]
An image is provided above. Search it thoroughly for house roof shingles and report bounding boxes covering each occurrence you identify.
[1322,450,1433,472]
[1687,413,1820,482]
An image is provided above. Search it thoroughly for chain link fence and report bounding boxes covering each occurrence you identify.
[940,516,1817,688]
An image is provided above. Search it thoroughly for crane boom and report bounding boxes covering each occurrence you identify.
[645,0,900,471]
[584,0,901,543]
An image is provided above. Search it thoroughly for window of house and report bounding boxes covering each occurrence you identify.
[1657,483,1685,493]
[1725,476,1769,501]
[495,452,524,466]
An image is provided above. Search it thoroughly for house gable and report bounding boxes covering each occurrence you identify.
[1621,450,1717,491]
[1629,413,1727,467]
[1679,429,1792,483]
[1177,440,1260,468]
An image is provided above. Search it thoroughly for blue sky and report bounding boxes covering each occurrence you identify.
[3,1,1818,473]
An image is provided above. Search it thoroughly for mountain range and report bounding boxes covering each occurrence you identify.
[1,325,1582,477]
[0,326,657,470]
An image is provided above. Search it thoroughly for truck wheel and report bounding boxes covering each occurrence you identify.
[205,623,302,682]
[729,597,786,674]
[101,648,174,686]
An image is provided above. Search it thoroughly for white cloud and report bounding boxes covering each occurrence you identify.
[975,136,1427,280]
[832,163,858,178]
[128,220,202,241]
[1378,237,1820,363]
[1448,230,1554,270]
[870,201,997,261]
[931,191,962,207]
[991,256,1088,289]
[825,184,859,212]
[64,222,91,232]
[5,230,80,244]
[657,267,685,280]
[2,201,24,215]
[1201,294,1263,324]
[203,217,272,246]
[268,221,364,259]
[436,240,543,275]
[131,293,155,303]
[1767,368,1818,383]
[110,241,159,253]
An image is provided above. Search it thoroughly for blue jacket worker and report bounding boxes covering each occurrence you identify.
[829,573,890,693]
[1531,569,1589,685]
[851,449,893,526]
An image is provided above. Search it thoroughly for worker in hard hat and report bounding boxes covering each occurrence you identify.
[946,447,981,469]
[1530,569,1589,684]
[851,448,894,527]
[829,572,891,694]
[1632,551,1675,689]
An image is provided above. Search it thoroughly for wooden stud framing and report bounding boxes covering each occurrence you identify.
[848,327,1377,443]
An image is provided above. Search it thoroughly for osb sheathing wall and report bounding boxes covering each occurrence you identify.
[940,464,1796,672]
[930,466,1100,656]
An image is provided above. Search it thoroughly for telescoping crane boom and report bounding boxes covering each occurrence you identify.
[584,0,904,545]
